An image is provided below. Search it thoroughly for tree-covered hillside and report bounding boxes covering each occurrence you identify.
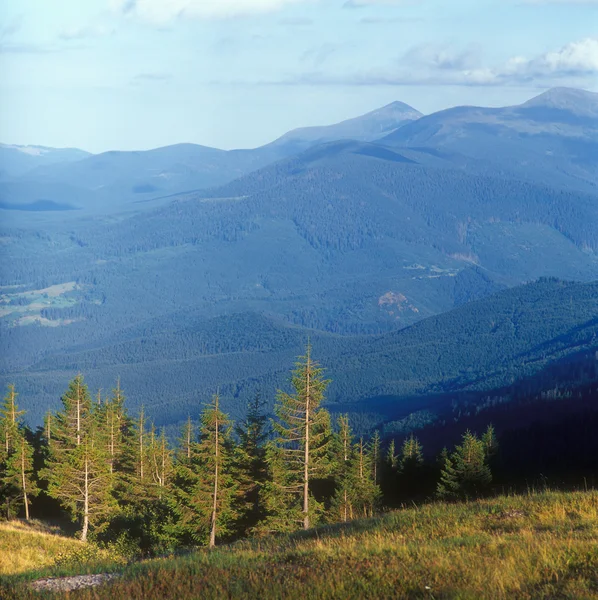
[2,140,597,339]
[1,89,597,432]
[2,279,596,428]
[381,87,598,191]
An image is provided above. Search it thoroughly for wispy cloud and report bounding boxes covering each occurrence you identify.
[110,0,317,22]
[301,43,338,68]
[242,38,598,88]
[359,16,425,24]
[279,17,314,25]
[59,24,116,41]
[0,42,64,54]
[130,72,172,86]
[403,43,480,72]
[0,15,24,40]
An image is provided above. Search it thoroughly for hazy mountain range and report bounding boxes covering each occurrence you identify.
[2,87,595,216]
[1,87,597,432]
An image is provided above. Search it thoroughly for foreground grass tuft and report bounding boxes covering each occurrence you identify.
[2,490,598,599]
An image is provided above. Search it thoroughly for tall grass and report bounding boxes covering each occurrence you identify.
[0,520,81,576]
[3,490,598,599]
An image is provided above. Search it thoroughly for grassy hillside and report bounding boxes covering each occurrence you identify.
[3,490,597,599]
[0,521,83,576]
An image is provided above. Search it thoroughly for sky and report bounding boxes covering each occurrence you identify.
[1,0,597,153]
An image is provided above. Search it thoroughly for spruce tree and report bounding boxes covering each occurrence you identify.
[175,395,238,547]
[399,434,424,472]
[262,345,332,532]
[133,406,148,483]
[100,380,128,475]
[386,440,398,471]
[42,376,114,541]
[0,386,38,520]
[53,375,92,448]
[113,407,176,555]
[369,430,382,486]
[437,431,492,499]
[235,394,269,533]
[330,415,357,523]
[0,384,24,455]
[353,437,381,518]
[178,415,194,464]
[381,438,399,500]
[4,432,39,520]
[147,425,173,499]
[482,424,499,460]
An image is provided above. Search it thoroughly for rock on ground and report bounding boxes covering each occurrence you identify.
[30,573,120,592]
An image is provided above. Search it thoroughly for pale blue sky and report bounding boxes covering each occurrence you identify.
[1,0,597,152]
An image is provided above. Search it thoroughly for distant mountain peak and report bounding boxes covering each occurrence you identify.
[0,144,53,156]
[267,101,423,149]
[522,87,598,117]
[378,100,421,113]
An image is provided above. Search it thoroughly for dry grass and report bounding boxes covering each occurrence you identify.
[3,490,598,599]
[0,520,82,576]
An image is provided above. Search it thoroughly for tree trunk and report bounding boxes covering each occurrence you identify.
[21,443,29,521]
[76,379,81,446]
[8,388,15,452]
[303,353,311,531]
[139,409,144,480]
[81,453,89,542]
[210,408,219,549]
[109,413,115,474]
[343,489,347,523]
[186,418,191,459]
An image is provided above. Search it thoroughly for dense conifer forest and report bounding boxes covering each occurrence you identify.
[1,346,596,559]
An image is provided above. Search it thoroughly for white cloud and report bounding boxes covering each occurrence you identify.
[59,24,115,41]
[110,0,315,22]
[504,38,598,79]
[251,37,598,87]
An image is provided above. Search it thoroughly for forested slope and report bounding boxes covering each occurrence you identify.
[2,279,596,428]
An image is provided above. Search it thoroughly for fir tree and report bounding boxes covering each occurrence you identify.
[42,376,114,541]
[386,440,398,471]
[102,380,128,475]
[1,385,25,456]
[369,430,382,485]
[43,411,53,445]
[3,432,39,520]
[235,394,269,533]
[177,415,194,465]
[330,415,357,523]
[482,424,499,460]
[262,345,332,532]
[175,395,238,547]
[148,425,173,499]
[0,386,39,520]
[353,437,381,518]
[399,434,424,472]
[380,438,399,500]
[133,406,148,482]
[437,431,492,499]
[52,375,92,448]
